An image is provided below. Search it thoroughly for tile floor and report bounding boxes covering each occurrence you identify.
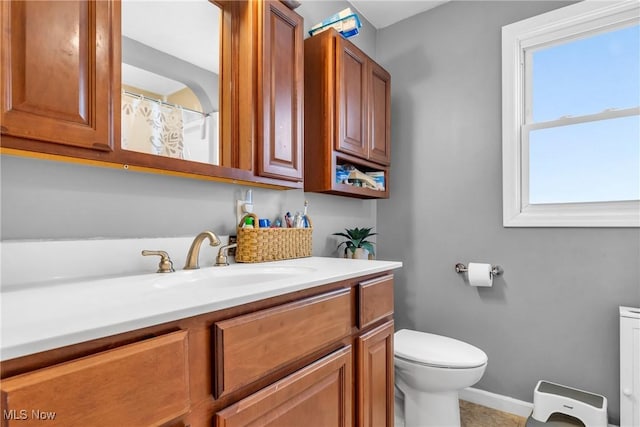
[395,398,529,427]
[460,400,528,427]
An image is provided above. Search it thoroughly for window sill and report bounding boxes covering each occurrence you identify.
[503,200,640,227]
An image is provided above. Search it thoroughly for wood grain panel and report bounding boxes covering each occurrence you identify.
[0,331,189,427]
[257,1,303,181]
[215,346,353,427]
[358,274,394,329]
[303,29,336,193]
[0,0,113,151]
[213,288,351,397]
[368,61,391,165]
[336,37,368,158]
[357,321,394,427]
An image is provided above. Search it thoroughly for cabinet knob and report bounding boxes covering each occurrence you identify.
[623,387,633,397]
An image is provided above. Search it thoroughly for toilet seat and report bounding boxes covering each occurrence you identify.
[394,329,488,369]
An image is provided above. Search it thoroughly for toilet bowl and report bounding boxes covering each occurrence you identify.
[394,329,488,427]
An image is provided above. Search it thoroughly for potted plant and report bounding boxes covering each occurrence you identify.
[333,227,377,259]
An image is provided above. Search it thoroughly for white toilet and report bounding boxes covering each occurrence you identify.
[394,329,488,427]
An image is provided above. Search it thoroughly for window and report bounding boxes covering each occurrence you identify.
[502,1,639,227]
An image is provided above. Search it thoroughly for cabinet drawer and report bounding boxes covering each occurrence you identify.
[213,288,352,397]
[215,346,353,427]
[0,330,189,427]
[358,274,394,329]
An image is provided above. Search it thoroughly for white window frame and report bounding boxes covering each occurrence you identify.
[502,0,640,227]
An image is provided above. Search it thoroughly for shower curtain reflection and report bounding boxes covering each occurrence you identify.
[122,92,218,164]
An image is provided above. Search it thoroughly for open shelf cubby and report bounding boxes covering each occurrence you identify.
[331,156,389,199]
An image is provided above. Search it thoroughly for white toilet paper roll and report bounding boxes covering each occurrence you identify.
[468,263,493,287]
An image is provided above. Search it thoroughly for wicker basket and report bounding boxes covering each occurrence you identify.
[235,213,312,263]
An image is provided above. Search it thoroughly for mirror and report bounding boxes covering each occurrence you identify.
[121,0,221,165]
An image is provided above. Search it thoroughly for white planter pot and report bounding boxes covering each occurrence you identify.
[352,248,369,260]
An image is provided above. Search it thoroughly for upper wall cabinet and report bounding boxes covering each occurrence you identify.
[255,1,304,182]
[304,29,391,199]
[0,0,303,189]
[0,1,114,152]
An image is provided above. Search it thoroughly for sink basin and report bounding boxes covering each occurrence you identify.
[2,263,318,295]
[150,264,317,289]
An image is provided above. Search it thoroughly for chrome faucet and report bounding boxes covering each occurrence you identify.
[184,231,222,270]
[215,243,238,267]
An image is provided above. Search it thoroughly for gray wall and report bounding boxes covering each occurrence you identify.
[375,1,640,424]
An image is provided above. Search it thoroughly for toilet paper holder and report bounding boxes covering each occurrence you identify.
[455,263,503,276]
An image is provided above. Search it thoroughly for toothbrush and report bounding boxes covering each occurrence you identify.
[302,200,309,228]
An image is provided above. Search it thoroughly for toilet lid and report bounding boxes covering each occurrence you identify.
[394,329,488,369]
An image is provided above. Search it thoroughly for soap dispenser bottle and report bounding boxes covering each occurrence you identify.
[242,216,254,228]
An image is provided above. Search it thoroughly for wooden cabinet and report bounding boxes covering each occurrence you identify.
[357,321,395,427]
[0,272,395,427]
[355,275,395,427]
[335,37,391,166]
[368,61,392,165]
[0,0,304,190]
[213,277,394,427]
[216,346,353,427]
[0,0,116,152]
[358,275,394,329]
[255,0,304,182]
[213,289,351,397]
[304,29,391,199]
[0,331,189,427]
[335,38,368,160]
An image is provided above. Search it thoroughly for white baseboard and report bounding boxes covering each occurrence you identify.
[459,387,533,418]
[458,387,618,427]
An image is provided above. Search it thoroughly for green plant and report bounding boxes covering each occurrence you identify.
[332,227,377,257]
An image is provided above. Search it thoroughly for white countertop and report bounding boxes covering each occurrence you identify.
[0,257,401,361]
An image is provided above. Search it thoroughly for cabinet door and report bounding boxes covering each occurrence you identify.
[0,331,189,427]
[256,0,304,181]
[336,36,368,159]
[215,346,353,427]
[368,62,391,165]
[0,0,114,151]
[357,321,394,427]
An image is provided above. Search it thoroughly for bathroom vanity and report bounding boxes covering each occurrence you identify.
[0,258,400,427]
